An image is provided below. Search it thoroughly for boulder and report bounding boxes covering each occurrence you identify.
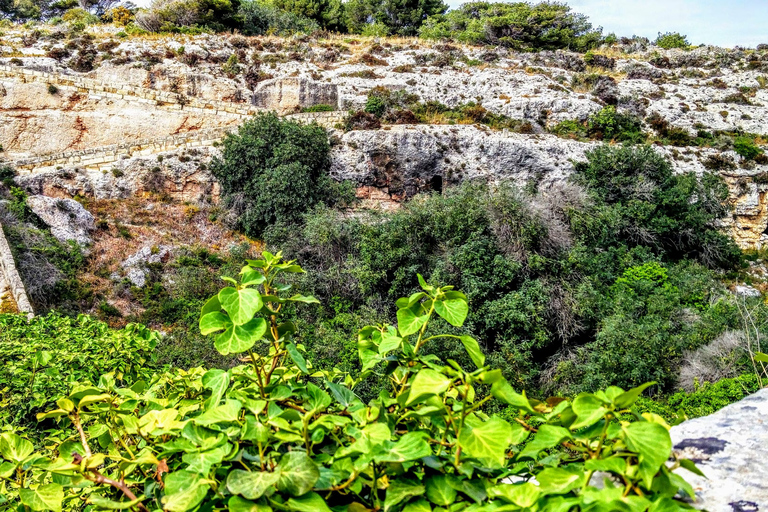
[734,285,762,298]
[26,195,94,246]
[671,389,768,511]
[252,78,339,114]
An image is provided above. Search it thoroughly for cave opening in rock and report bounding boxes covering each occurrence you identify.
[430,175,443,194]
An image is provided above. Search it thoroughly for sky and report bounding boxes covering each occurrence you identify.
[445,0,768,48]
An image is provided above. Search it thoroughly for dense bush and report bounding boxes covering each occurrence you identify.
[211,113,341,238]
[655,31,690,49]
[134,0,240,32]
[419,1,603,51]
[0,313,159,427]
[345,0,447,36]
[0,254,701,512]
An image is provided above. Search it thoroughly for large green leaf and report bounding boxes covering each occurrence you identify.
[0,433,34,463]
[199,311,230,335]
[375,432,432,463]
[277,452,320,496]
[194,400,242,426]
[459,335,485,368]
[397,305,428,337]
[19,484,63,512]
[163,471,211,512]
[536,467,587,494]
[219,287,264,325]
[518,425,573,460]
[214,317,267,355]
[613,382,656,409]
[623,422,672,488]
[182,443,231,473]
[202,369,230,409]
[87,496,146,510]
[228,496,271,512]
[425,475,457,506]
[571,393,608,430]
[434,297,468,327]
[489,482,540,507]
[406,368,453,406]
[287,343,309,374]
[384,481,425,512]
[286,492,332,512]
[227,469,281,500]
[458,417,513,468]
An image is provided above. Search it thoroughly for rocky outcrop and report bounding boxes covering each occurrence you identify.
[26,195,95,246]
[252,78,339,114]
[0,219,33,317]
[119,244,173,288]
[671,388,768,511]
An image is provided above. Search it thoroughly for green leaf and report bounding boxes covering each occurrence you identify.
[219,287,264,325]
[614,382,656,408]
[19,484,63,512]
[214,317,267,355]
[286,492,332,512]
[0,433,34,463]
[227,469,281,500]
[56,397,74,412]
[240,267,266,286]
[384,480,425,512]
[78,393,112,409]
[33,350,52,367]
[459,335,485,368]
[182,443,231,474]
[199,311,230,335]
[425,475,457,506]
[536,467,587,494]
[571,393,608,430]
[202,369,230,409]
[277,452,320,496]
[194,399,242,426]
[489,482,540,507]
[518,425,573,460]
[163,471,211,512]
[288,294,320,304]
[228,496,271,512]
[402,500,431,512]
[458,417,513,468]
[378,332,403,354]
[678,458,706,477]
[584,457,626,474]
[325,381,359,408]
[490,378,535,413]
[376,432,432,463]
[417,274,433,292]
[201,295,221,316]
[622,422,672,488]
[306,383,332,413]
[406,368,453,406]
[754,352,768,363]
[287,343,309,373]
[434,297,468,327]
[397,305,428,337]
[87,496,146,510]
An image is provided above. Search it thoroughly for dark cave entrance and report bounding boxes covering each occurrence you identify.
[430,175,443,194]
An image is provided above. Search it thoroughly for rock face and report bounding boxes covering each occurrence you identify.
[26,195,95,246]
[671,389,768,511]
[119,245,172,288]
[252,78,339,114]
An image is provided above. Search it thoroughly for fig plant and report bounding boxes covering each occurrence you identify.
[1,252,700,511]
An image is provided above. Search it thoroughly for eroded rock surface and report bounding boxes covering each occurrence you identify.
[672,389,768,511]
[26,195,95,246]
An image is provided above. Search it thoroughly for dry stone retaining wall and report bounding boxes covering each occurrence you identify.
[0,221,34,318]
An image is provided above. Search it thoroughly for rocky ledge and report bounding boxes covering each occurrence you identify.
[672,388,768,511]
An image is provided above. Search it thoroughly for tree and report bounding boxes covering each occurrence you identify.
[210,113,334,238]
[271,0,343,31]
[346,0,447,36]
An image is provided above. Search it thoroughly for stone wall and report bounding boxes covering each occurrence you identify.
[0,221,34,318]
[0,65,261,117]
[252,78,339,114]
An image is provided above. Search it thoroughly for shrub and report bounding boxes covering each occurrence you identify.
[0,313,160,427]
[655,31,689,49]
[344,110,381,130]
[47,83,58,94]
[419,1,602,51]
[345,0,447,36]
[222,53,241,77]
[570,145,740,268]
[3,254,699,512]
[210,112,335,238]
[135,0,240,32]
[734,136,764,160]
[586,105,644,143]
[364,93,386,117]
[302,104,335,112]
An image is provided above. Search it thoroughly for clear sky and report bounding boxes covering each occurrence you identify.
[445,0,768,48]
